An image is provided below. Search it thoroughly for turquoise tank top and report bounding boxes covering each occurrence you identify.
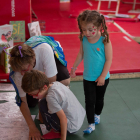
[83,36,110,81]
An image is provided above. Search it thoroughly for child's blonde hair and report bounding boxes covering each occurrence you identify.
[22,70,49,93]
[9,44,35,71]
[77,10,109,44]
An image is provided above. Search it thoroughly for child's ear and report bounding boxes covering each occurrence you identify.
[44,85,48,90]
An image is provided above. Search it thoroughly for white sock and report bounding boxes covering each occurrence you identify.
[95,114,100,124]
[83,123,95,134]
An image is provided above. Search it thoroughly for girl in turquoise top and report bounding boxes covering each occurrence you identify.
[70,10,112,134]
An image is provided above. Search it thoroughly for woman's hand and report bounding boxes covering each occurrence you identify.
[95,76,105,86]
[29,125,44,140]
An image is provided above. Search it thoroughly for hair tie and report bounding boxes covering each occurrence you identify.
[3,47,11,56]
[18,46,23,57]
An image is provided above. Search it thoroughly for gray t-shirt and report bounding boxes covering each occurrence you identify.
[46,82,86,133]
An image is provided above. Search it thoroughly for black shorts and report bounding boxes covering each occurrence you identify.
[54,55,70,81]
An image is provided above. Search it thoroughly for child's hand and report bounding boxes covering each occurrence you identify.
[70,68,76,78]
[95,76,105,86]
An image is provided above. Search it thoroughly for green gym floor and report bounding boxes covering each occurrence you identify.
[1,78,140,140]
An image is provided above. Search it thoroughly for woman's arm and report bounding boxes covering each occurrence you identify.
[20,97,43,140]
[47,76,57,84]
